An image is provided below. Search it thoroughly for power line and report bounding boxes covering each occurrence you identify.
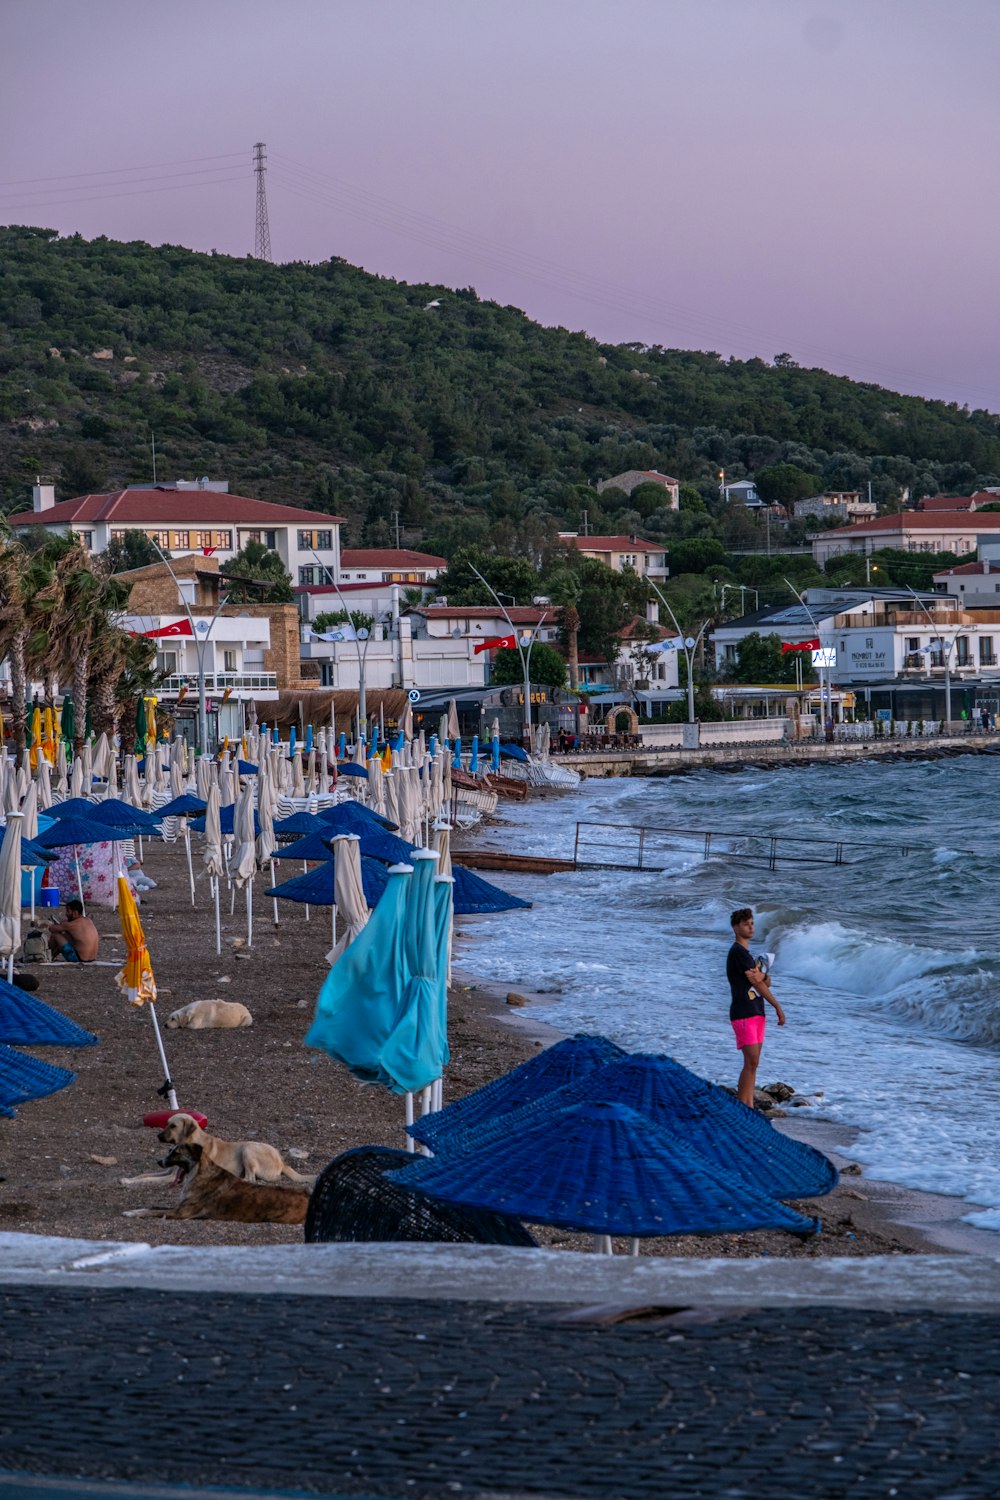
[253,142,271,262]
[0,173,249,212]
[0,163,253,206]
[0,152,246,188]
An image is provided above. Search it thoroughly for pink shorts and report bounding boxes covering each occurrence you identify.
[731,1015,766,1049]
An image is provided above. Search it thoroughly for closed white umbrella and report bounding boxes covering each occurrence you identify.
[291,750,305,798]
[326,832,369,963]
[318,745,329,795]
[203,781,224,955]
[256,762,279,924]
[383,773,400,831]
[433,820,452,879]
[196,755,212,802]
[4,771,19,817]
[69,756,84,798]
[36,757,52,811]
[0,811,23,983]
[306,747,317,796]
[170,756,184,799]
[106,752,119,799]
[55,740,68,798]
[230,781,257,947]
[367,755,387,818]
[219,750,234,808]
[20,782,39,921]
[91,732,111,782]
[123,754,142,808]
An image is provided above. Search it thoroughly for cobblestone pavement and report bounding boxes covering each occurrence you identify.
[2,1288,999,1499]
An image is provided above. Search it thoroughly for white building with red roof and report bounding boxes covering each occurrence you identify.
[558,533,668,579]
[812,511,1000,566]
[337,548,445,584]
[9,479,343,586]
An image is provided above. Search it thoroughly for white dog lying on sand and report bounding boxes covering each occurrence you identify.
[166,1000,252,1030]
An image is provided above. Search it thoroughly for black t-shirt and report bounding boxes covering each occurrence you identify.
[727,942,763,1020]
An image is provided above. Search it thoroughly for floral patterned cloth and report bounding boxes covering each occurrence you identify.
[42,841,138,908]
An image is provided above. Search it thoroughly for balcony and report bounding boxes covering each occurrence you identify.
[159,672,278,698]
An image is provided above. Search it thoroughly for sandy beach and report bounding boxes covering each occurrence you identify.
[1,827,994,1261]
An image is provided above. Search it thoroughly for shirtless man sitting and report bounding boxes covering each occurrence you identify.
[47,899,100,963]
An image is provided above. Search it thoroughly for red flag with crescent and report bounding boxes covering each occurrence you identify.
[129,620,194,639]
[474,633,516,655]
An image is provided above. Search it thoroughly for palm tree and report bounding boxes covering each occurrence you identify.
[53,545,131,753]
[560,605,581,691]
[0,538,66,763]
[89,628,160,745]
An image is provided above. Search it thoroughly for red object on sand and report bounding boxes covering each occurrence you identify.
[143,1109,208,1130]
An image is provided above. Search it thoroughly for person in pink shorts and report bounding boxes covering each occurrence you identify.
[727,907,785,1107]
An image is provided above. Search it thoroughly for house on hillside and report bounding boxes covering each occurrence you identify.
[721,478,761,508]
[10,480,343,587]
[595,469,679,509]
[558,533,668,579]
[794,492,876,524]
[811,512,1000,566]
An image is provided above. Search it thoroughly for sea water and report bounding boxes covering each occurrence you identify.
[458,755,1000,1230]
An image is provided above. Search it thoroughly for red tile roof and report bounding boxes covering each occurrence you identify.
[616,616,677,641]
[7,489,344,528]
[565,534,664,552]
[821,513,1000,536]
[933,561,1000,577]
[917,495,979,512]
[340,548,445,569]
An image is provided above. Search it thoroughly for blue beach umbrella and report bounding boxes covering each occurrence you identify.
[34,815,131,849]
[429,734,438,758]
[409,1034,625,1151]
[47,797,101,819]
[0,982,98,1048]
[289,726,297,757]
[274,827,415,866]
[318,801,397,833]
[0,1041,76,1116]
[491,726,501,773]
[338,732,346,759]
[450,864,531,914]
[265,856,391,910]
[273,810,328,838]
[154,794,207,819]
[418,1053,838,1202]
[391,1101,820,1240]
[378,854,451,1095]
[272,726,280,745]
[336,762,368,780]
[469,735,479,774]
[305,724,314,752]
[451,737,462,770]
[190,805,260,836]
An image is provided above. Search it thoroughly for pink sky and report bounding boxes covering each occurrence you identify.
[4,0,1000,410]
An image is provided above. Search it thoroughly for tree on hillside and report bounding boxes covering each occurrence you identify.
[754,463,821,505]
[220,540,293,603]
[490,643,567,689]
[433,547,541,606]
[570,557,650,665]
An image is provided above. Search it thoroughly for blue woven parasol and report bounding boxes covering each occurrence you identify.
[419,1053,838,1202]
[450,864,531,913]
[391,1100,820,1238]
[154,794,207,819]
[265,856,391,909]
[34,815,133,848]
[47,797,101,819]
[408,1034,625,1150]
[273,811,328,837]
[318,801,397,833]
[190,806,261,836]
[336,762,369,779]
[274,827,415,865]
[87,799,163,832]
[0,982,98,1048]
[3,828,57,865]
[0,1041,76,1113]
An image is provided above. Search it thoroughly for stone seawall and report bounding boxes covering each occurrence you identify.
[560,734,1000,778]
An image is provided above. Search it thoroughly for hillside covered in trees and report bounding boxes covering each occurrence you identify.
[2,224,999,568]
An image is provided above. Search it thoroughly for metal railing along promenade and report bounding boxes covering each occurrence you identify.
[572,820,972,873]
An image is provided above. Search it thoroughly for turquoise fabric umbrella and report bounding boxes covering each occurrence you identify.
[305,865,410,1090]
[305,857,450,1097]
[379,854,450,1095]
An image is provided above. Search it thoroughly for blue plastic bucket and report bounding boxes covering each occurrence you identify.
[37,889,60,908]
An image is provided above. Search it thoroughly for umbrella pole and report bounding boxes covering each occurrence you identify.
[184,828,196,906]
[270,858,279,925]
[6,955,12,985]
[331,902,337,952]
[303,859,310,922]
[148,1003,179,1110]
[212,876,221,956]
[419,1085,431,1116]
[404,1092,415,1152]
[29,869,35,923]
[246,881,253,948]
[74,848,85,912]
[629,1238,641,1257]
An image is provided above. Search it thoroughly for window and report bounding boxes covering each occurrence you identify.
[956,637,970,667]
[76,531,93,549]
[298,565,321,586]
[223,649,237,672]
[980,637,995,666]
[146,530,170,550]
[298,529,333,550]
[156,651,178,675]
[907,638,920,653]
[110,529,126,542]
[243,529,277,550]
[168,531,190,550]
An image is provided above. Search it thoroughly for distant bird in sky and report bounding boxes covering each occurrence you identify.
[423,298,442,310]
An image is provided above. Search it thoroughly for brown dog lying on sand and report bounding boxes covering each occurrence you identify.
[156,1112,311,1184]
[123,1142,310,1223]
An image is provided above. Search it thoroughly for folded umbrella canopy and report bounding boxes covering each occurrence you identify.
[416,1052,839,1203]
[390,1101,820,1240]
[0,811,23,984]
[202,782,225,956]
[230,782,257,946]
[408,1033,625,1151]
[326,833,370,963]
[116,874,177,1111]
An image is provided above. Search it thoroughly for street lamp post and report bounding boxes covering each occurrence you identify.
[308,549,373,737]
[905,584,955,729]
[148,541,231,755]
[467,566,548,747]
[647,580,709,725]
[783,578,831,734]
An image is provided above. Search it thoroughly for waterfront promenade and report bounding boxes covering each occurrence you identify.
[560,730,1000,777]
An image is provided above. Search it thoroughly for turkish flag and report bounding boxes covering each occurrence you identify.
[781,637,820,653]
[129,620,194,639]
[202,547,217,557]
[474,633,516,655]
